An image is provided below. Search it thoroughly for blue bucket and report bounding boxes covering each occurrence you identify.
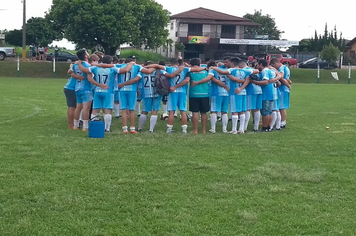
[88,121,105,138]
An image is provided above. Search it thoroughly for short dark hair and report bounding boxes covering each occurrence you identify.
[177,59,183,66]
[125,58,134,63]
[76,49,87,61]
[170,58,178,65]
[207,59,217,68]
[118,59,125,64]
[223,56,231,61]
[258,59,268,67]
[102,55,113,64]
[190,58,201,66]
[113,57,119,64]
[158,60,166,66]
[237,60,247,67]
[230,57,240,66]
[270,58,279,65]
[144,61,153,66]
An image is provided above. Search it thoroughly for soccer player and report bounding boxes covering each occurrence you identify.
[137,61,164,132]
[188,58,211,134]
[206,60,230,133]
[238,60,260,132]
[268,66,282,131]
[250,59,275,132]
[72,49,93,131]
[270,58,292,128]
[212,58,250,134]
[77,55,134,132]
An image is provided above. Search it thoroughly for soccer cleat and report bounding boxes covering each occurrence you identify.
[237,130,245,134]
[79,120,83,129]
[115,116,121,119]
[105,129,110,132]
[252,129,258,132]
[137,114,141,117]
[130,130,138,134]
[222,130,228,134]
[137,129,142,132]
[281,125,286,129]
[209,129,216,134]
[82,128,88,132]
[166,130,175,134]
[182,130,187,134]
[229,130,238,135]
[123,131,129,134]
[72,127,79,130]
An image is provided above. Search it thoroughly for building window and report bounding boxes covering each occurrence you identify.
[170,22,174,30]
[188,24,203,36]
[221,25,236,39]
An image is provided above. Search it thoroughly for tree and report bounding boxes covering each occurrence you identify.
[243,10,284,40]
[5,29,26,46]
[26,17,61,46]
[46,0,170,55]
[320,44,340,67]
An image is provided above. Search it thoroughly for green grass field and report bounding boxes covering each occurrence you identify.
[1,77,356,235]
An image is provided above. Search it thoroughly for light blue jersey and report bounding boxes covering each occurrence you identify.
[64,77,77,91]
[118,64,143,92]
[165,66,191,94]
[269,69,279,100]
[73,61,92,92]
[259,68,274,101]
[279,65,290,93]
[208,69,229,97]
[88,67,121,94]
[228,68,247,96]
[139,70,164,98]
[244,67,262,95]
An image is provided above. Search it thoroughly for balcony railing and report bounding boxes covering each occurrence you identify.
[177,31,255,40]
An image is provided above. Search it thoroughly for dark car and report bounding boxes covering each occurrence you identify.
[46,51,78,62]
[299,57,336,69]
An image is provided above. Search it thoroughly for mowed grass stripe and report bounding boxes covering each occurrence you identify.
[0,77,356,235]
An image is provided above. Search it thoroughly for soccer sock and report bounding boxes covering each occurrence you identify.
[91,113,97,120]
[174,110,178,117]
[244,111,251,131]
[167,124,173,132]
[238,114,245,132]
[130,126,136,132]
[79,110,83,121]
[222,114,228,132]
[182,125,188,133]
[276,112,281,129]
[217,112,221,117]
[270,112,277,129]
[104,114,112,131]
[253,111,260,130]
[114,104,120,117]
[149,115,158,132]
[229,112,232,119]
[189,111,193,117]
[163,104,168,115]
[122,126,128,132]
[135,101,141,115]
[74,119,79,128]
[83,120,89,130]
[210,113,217,131]
[138,114,147,130]
[232,115,239,132]
[281,120,287,126]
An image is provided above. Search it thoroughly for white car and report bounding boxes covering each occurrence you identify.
[0,47,16,61]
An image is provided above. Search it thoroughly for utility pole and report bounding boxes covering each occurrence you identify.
[22,0,26,62]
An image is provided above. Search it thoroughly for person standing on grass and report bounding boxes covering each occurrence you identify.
[250,59,275,132]
[54,45,59,61]
[116,48,121,59]
[38,45,45,61]
[270,58,292,129]
[188,58,211,134]
[268,66,282,131]
[72,49,93,132]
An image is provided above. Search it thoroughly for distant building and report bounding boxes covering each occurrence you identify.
[151,7,260,61]
[345,37,356,61]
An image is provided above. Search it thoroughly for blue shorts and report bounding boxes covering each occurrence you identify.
[142,96,162,112]
[75,90,93,104]
[119,91,137,110]
[279,92,290,109]
[261,100,273,116]
[230,95,246,113]
[246,94,262,110]
[210,96,229,113]
[168,92,187,112]
[93,92,114,110]
[114,91,120,103]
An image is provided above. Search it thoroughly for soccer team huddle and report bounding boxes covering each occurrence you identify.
[63,49,291,134]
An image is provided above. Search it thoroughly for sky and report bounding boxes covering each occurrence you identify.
[0,0,354,49]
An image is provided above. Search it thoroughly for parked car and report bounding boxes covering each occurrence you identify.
[0,47,16,61]
[46,51,78,62]
[299,57,337,69]
[269,53,297,66]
